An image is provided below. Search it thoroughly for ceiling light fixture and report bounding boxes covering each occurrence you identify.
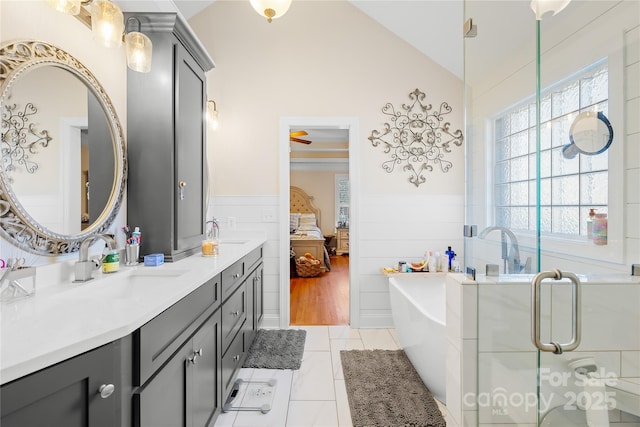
[125,17,153,73]
[530,0,571,20]
[249,0,292,23]
[207,100,219,130]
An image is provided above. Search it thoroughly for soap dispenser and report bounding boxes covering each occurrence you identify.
[202,219,220,256]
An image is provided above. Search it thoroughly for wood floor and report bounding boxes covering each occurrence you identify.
[290,255,349,326]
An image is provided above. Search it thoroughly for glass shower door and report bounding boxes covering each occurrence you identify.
[463,1,640,426]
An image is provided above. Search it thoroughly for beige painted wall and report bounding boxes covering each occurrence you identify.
[190,0,465,197]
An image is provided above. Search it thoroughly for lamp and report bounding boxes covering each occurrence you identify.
[249,0,292,23]
[46,0,153,72]
[46,0,81,15]
[530,0,571,20]
[90,0,124,48]
[207,100,219,130]
[125,17,153,73]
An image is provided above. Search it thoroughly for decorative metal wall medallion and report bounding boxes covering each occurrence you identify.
[368,88,464,187]
[1,102,52,181]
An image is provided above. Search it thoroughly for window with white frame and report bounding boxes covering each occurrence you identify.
[493,59,609,238]
[335,174,349,227]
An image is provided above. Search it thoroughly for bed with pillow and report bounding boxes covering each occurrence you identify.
[290,186,331,272]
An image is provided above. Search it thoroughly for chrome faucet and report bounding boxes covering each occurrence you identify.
[74,234,117,282]
[478,226,531,274]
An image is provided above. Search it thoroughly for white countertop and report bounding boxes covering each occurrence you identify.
[0,237,266,385]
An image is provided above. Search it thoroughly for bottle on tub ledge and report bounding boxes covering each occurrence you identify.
[445,246,457,272]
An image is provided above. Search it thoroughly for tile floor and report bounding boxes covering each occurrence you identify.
[214,326,446,427]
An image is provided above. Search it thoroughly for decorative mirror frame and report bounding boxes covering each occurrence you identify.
[0,40,127,255]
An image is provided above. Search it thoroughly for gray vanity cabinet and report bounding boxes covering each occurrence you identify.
[133,311,221,427]
[133,274,221,427]
[126,12,215,262]
[244,261,264,348]
[0,341,122,427]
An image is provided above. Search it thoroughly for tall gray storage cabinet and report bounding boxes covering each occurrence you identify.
[126,13,215,261]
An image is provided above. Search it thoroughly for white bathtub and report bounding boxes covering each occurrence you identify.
[389,274,446,403]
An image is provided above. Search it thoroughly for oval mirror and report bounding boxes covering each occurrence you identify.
[0,41,126,255]
[562,111,613,159]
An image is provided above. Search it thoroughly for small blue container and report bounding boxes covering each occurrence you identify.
[144,253,165,266]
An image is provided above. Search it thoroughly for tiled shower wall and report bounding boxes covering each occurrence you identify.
[625,25,640,263]
[447,276,640,427]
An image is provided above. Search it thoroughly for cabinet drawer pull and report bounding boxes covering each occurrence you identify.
[98,384,115,399]
[233,273,241,279]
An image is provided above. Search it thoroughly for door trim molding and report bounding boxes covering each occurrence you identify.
[279,116,360,328]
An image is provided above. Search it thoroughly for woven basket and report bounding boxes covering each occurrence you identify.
[295,259,322,277]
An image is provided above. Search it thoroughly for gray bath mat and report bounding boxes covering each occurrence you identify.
[340,349,446,427]
[243,329,306,369]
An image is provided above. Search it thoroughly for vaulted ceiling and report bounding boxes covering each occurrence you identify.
[118,0,465,78]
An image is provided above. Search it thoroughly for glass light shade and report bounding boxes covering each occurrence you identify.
[249,0,293,23]
[207,101,219,130]
[530,0,571,20]
[46,0,81,15]
[91,0,124,48]
[125,32,153,73]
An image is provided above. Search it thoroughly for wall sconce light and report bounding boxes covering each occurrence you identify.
[249,0,293,23]
[90,0,124,48]
[207,100,219,130]
[46,0,152,73]
[530,0,571,20]
[125,17,152,73]
[46,0,82,15]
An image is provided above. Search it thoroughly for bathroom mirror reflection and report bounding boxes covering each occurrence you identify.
[0,40,126,255]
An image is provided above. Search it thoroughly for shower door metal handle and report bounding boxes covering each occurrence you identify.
[531,269,581,354]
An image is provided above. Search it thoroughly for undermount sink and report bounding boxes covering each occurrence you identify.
[129,269,189,278]
[219,240,248,245]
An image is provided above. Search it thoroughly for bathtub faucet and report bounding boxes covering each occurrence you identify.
[478,226,530,274]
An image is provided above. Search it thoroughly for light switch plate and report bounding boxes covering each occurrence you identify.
[261,207,276,222]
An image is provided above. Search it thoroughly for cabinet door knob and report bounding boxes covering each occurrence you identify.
[233,354,240,361]
[188,348,203,364]
[232,310,240,316]
[233,273,241,279]
[98,384,115,399]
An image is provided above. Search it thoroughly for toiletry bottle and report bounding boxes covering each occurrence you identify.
[445,246,456,271]
[428,251,437,273]
[587,208,596,239]
[132,227,141,245]
[102,250,120,273]
[593,213,607,245]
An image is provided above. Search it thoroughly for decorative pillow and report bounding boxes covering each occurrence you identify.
[297,224,318,231]
[290,213,301,233]
[299,213,317,227]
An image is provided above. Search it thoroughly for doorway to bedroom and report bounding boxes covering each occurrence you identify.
[288,124,351,326]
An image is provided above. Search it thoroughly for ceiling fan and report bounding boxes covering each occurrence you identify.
[290,130,311,144]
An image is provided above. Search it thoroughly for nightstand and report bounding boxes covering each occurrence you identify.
[336,227,349,255]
